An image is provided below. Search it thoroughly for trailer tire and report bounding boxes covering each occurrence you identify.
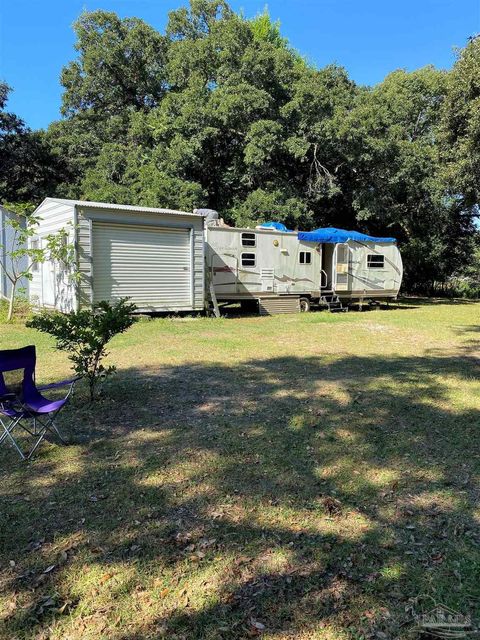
[299,297,311,313]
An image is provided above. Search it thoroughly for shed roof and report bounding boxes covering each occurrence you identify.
[36,198,200,218]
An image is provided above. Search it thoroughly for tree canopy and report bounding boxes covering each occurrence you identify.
[1,2,479,291]
[0,83,64,204]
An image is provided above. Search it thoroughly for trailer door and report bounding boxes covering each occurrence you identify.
[333,243,351,292]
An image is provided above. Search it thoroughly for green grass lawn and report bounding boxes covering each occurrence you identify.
[0,300,479,639]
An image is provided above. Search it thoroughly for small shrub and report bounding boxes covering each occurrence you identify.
[447,275,480,299]
[27,298,138,400]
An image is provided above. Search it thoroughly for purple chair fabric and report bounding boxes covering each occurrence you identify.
[0,345,79,460]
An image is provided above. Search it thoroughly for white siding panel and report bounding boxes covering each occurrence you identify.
[92,222,193,310]
[29,200,76,311]
[35,201,74,235]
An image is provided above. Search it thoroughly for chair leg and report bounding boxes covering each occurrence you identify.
[1,408,69,461]
[34,415,67,444]
[46,405,68,444]
[0,417,27,460]
[2,415,62,461]
[26,426,49,460]
[22,417,63,460]
[46,418,66,444]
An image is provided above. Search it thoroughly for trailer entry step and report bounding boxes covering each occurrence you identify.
[320,294,348,312]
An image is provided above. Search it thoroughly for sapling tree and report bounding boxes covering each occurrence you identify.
[0,206,76,321]
[27,298,138,400]
[0,208,42,321]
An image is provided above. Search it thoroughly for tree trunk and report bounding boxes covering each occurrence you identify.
[89,378,95,402]
[7,282,16,322]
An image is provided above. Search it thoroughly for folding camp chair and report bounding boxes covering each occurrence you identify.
[0,345,79,461]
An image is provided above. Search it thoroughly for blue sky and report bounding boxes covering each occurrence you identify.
[1,0,479,130]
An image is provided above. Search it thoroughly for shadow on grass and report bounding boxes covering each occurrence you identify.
[221,298,423,316]
[399,296,479,306]
[0,349,479,639]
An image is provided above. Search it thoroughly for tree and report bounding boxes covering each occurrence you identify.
[441,36,480,211]
[250,9,288,48]
[79,142,206,210]
[50,10,172,200]
[274,64,357,224]
[27,299,138,400]
[60,11,168,117]
[339,66,476,289]
[0,83,63,204]
[11,2,478,293]
[0,207,76,321]
[50,3,357,227]
[166,0,233,41]
[0,208,41,321]
[141,3,357,229]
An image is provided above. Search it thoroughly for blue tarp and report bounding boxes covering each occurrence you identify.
[258,221,291,232]
[297,227,396,244]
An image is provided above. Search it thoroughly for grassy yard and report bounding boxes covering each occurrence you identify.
[0,300,479,639]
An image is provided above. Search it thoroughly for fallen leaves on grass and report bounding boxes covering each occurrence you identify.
[322,496,342,515]
[100,572,115,584]
[33,592,72,618]
[248,618,266,636]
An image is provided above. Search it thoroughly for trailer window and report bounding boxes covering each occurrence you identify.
[241,253,256,267]
[299,251,312,264]
[367,254,385,269]
[31,239,40,273]
[241,233,256,247]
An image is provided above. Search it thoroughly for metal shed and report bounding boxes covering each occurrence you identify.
[30,198,205,313]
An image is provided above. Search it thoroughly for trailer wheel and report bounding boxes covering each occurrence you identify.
[299,297,311,313]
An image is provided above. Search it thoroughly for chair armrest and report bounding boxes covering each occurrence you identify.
[37,377,82,391]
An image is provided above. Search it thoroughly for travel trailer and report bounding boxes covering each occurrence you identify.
[205,221,403,313]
